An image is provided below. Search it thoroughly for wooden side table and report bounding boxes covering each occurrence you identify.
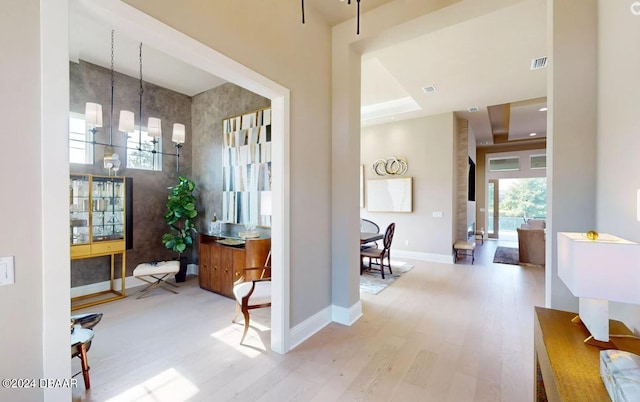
[534,307,640,401]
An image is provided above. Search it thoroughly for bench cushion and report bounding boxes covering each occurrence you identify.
[133,261,180,276]
[453,241,476,250]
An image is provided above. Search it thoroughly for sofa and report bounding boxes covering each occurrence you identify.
[517,226,545,266]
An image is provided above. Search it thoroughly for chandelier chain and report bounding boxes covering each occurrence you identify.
[109,29,115,146]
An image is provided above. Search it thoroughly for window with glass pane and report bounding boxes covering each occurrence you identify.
[126,130,162,170]
[488,157,520,172]
[69,115,94,164]
[530,154,547,169]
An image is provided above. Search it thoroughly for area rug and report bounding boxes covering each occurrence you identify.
[360,261,414,295]
[493,246,520,265]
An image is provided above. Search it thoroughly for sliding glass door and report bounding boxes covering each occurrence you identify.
[488,179,498,238]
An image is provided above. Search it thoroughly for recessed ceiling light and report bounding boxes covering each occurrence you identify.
[422,85,437,94]
[529,132,537,137]
[468,106,479,113]
[390,117,395,120]
[539,107,548,112]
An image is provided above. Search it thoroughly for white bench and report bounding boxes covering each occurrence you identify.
[453,241,475,264]
[133,261,180,298]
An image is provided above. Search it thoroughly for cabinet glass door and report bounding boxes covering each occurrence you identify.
[70,175,90,245]
[91,176,125,242]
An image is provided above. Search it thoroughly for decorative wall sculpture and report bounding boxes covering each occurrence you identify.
[372,157,408,176]
[222,108,271,227]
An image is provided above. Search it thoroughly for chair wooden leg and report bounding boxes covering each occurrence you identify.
[240,305,251,344]
[232,303,240,323]
[79,343,91,389]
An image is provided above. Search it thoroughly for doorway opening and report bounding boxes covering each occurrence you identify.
[488,177,547,241]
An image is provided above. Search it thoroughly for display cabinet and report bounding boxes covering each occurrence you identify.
[69,174,133,310]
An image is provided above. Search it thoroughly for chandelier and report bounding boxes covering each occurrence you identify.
[83,30,186,175]
[301,0,362,35]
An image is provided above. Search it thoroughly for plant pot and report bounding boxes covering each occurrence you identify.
[175,256,188,283]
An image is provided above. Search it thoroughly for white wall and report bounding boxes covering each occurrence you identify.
[0,2,46,400]
[1,0,71,399]
[361,113,455,261]
[547,0,598,311]
[596,0,640,333]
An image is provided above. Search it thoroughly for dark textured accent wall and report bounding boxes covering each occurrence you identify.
[69,60,193,286]
[191,82,270,256]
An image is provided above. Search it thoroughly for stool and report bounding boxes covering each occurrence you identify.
[453,241,476,264]
[133,261,180,299]
[475,230,485,244]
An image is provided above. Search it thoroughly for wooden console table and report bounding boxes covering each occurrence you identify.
[199,233,270,298]
[534,307,640,401]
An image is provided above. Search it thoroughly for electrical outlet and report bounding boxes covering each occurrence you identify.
[405,240,410,246]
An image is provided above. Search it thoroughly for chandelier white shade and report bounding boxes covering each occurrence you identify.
[119,110,135,133]
[147,117,162,138]
[85,102,103,128]
[557,232,640,343]
[172,123,186,144]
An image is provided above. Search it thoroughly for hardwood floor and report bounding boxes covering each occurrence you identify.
[72,239,544,402]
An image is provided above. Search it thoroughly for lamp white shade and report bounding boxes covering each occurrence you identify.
[172,123,186,144]
[85,102,103,128]
[148,117,162,138]
[119,110,135,133]
[557,232,640,342]
[558,232,640,304]
[260,191,272,216]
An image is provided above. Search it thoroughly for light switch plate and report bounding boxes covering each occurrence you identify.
[432,211,443,218]
[0,256,15,286]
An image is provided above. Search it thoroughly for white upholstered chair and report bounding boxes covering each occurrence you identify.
[232,266,271,343]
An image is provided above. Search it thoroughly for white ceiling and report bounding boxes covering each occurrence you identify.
[69,3,226,97]
[70,0,548,146]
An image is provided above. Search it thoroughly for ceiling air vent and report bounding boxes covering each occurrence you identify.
[422,85,437,94]
[468,106,479,113]
[530,57,548,70]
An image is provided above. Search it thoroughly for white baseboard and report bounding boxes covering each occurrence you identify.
[392,249,454,264]
[289,305,332,350]
[288,300,364,350]
[70,275,149,298]
[332,300,363,326]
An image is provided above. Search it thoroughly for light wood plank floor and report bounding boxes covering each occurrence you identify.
[72,239,544,402]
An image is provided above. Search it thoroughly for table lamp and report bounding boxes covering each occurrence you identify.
[557,232,640,348]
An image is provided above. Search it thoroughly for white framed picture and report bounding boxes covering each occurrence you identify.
[367,177,412,212]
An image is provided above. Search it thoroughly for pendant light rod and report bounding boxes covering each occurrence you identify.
[300,0,361,34]
[138,42,143,151]
[109,29,115,147]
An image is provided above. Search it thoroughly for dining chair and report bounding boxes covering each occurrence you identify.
[360,222,396,279]
[232,266,271,344]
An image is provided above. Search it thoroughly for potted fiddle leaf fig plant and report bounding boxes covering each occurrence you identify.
[162,176,198,282]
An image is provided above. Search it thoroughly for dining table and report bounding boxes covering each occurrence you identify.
[360,231,383,245]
